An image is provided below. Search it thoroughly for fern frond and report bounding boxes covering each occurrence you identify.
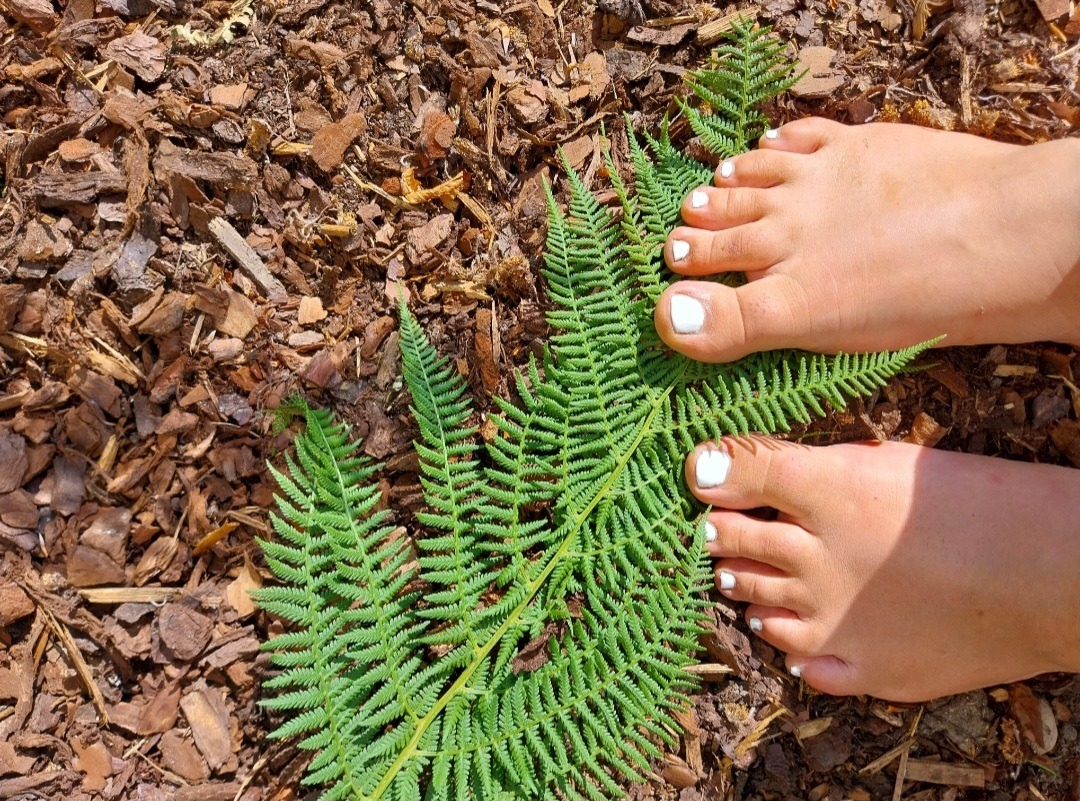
[257,19,931,801]
[677,18,800,156]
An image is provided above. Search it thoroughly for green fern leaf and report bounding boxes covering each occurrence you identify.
[256,19,931,801]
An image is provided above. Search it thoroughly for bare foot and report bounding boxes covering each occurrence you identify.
[686,437,1080,702]
[654,118,1080,360]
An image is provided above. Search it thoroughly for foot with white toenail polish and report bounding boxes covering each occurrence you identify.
[652,117,1080,362]
[685,436,1080,702]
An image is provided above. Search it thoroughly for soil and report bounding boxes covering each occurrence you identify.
[0,0,1078,798]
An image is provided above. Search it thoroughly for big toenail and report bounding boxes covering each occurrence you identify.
[695,449,731,487]
[719,160,734,179]
[718,571,736,590]
[765,128,780,140]
[704,521,717,542]
[690,190,709,209]
[749,617,763,632]
[670,294,704,334]
[789,664,802,678]
[671,239,690,261]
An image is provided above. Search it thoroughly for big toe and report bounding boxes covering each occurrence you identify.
[685,435,821,518]
[655,273,815,362]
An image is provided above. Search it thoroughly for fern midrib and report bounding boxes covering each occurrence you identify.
[366,377,681,801]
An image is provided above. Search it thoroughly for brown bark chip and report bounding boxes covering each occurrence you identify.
[158,603,213,662]
[0,430,28,493]
[159,730,211,782]
[0,584,34,626]
[103,31,166,82]
[310,112,367,172]
[180,685,235,773]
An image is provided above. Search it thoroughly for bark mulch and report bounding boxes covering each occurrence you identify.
[1,0,1078,798]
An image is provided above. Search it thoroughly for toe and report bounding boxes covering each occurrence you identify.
[685,436,819,517]
[705,511,808,572]
[758,117,844,154]
[665,221,783,274]
[680,187,772,231]
[744,605,816,651]
[714,558,806,610]
[655,274,811,362]
[713,149,800,189]
[787,654,863,696]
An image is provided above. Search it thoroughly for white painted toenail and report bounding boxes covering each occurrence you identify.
[719,160,734,179]
[670,294,704,334]
[749,617,763,632]
[704,521,717,542]
[765,128,780,140]
[789,664,802,678]
[695,449,731,487]
[690,190,709,209]
[671,239,690,261]
[718,571,736,591]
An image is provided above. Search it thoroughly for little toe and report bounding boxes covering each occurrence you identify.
[665,222,782,274]
[758,117,843,154]
[680,187,771,231]
[713,149,800,189]
[685,436,819,517]
[787,654,864,697]
[714,558,805,610]
[705,511,808,572]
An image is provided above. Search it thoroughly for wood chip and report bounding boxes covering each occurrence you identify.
[297,296,327,325]
[310,112,367,172]
[71,739,113,792]
[905,411,948,447]
[103,31,166,82]
[180,685,235,772]
[994,364,1038,377]
[901,759,985,787]
[207,217,287,301]
[1032,0,1069,20]
[792,46,844,97]
[158,604,213,662]
[0,584,34,626]
[78,586,180,604]
[209,82,248,110]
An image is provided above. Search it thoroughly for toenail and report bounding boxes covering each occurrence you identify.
[719,160,734,179]
[765,128,780,140]
[670,294,704,334]
[695,448,731,487]
[671,239,690,261]
[749,617,763,632]
[789,664,802,678]
[718,570,736,591]
[690,190,709,209]
[704,521,717,542]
